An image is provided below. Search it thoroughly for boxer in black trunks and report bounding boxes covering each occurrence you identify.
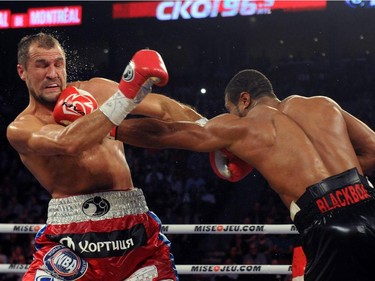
[114,69,375,281]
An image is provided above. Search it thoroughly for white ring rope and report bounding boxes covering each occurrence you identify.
[0,223,299,234]
[0,264,292,275]
[0,224,296,275]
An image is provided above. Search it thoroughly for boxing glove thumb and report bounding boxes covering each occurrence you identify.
[118,49,168,100]
[209,149,253,182]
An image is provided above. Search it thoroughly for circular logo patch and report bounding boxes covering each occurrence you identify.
[82,196,110,217]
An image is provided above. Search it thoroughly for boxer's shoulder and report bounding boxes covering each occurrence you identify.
[8,110,49,135]
[68,78,119,103]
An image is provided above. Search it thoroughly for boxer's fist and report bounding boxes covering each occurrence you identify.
[209,149,253,182]
[53,86,98,126]
[100,49,169,126]
[119,49,168,103]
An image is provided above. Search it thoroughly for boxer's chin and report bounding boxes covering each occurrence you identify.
[31,90,58,108]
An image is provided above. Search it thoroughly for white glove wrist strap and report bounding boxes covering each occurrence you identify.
[99,91,136,126]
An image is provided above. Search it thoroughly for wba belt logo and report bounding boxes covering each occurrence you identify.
[315,183,371,213]
[43,245,88,280]
[47,224,147,258]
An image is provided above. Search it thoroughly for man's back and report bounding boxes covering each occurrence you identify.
[279,95,362,175]
[225,101,330,207]
[232,95,363,207]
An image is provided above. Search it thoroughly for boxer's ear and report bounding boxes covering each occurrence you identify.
[239,92,251,106]
[17,64,26,81]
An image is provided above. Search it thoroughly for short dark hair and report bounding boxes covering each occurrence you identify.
[225,69,276,104]
[17,32,65,67]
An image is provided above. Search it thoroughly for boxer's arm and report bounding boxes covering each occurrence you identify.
[116,114,239,152]
[117,118,215,151]
[133,94,205,122]
[73,79,204,122]
[341,109,375,176]
[7,111,114,156]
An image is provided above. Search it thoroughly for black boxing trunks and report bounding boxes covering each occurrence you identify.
[23,189,178,281]
[291,168,375,281]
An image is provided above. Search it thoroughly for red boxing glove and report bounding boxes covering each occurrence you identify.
[119,49,168,101]
[53,86,98,126]
[100,49,169,126]
[209,149,253,182]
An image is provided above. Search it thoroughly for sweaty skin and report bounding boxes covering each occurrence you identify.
[7,44,203,198]
[117,95,375,208]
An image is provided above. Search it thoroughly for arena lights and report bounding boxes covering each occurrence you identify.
[112,0,327,21]
[0,5,82,29]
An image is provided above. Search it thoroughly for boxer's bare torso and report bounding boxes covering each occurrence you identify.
[8,78,132,198]
[235,95,364,206]
[119,95,375,207]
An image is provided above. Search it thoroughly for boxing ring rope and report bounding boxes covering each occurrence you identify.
[0,223,297,275]
[0,264,292,275]
[0,223,299,234]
